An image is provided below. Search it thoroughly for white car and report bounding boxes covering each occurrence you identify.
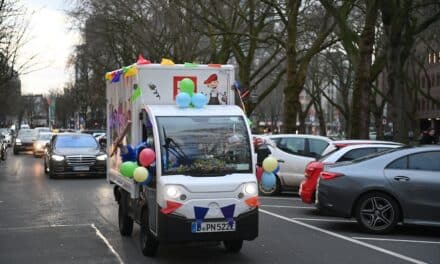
[255,134,401,195]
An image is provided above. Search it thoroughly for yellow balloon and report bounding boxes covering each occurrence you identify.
[161,58,175,65]
[262,156,278,172]
[133,167,149,183]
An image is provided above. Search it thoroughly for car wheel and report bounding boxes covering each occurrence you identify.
[223,240,243,253]
[118,191,133,236]
[44,161,49,175]
[140,209,159,257]
[49,169,57,179]
[258,174,280,196]
[354,192,400,234]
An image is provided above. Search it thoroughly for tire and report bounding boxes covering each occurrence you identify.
[49,168,57,179]
[258,174,281,196]
[354,192,400,234]
[140,209,159,257]
[223,240,243,253]
[44,161,49,175]
[118,191,133,236]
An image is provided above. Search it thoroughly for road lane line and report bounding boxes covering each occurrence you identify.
[0,223,93,231]
[91,224,124,264]
[291,217,356,223]
[353,237,440,245]
[260,209,427,264]
[261,205,314,209]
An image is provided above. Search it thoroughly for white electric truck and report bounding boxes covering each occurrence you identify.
[106,63,259,257]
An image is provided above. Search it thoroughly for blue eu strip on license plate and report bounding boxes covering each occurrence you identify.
[191,221,236,233]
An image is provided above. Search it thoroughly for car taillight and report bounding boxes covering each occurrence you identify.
[320,171,344,180]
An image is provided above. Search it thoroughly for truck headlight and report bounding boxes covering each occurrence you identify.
[165,185,181,199]
[243,182,258,196]
[96,154,107,161]
[52,154,65,161]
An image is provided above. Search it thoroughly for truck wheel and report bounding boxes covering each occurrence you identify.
[140,210,159,257]
[118,191,133,236]
[223,240,243,253]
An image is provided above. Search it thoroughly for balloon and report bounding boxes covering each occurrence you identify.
[119,161,138,178]
[273,164,280,174]
[191,93,207,108]
[262,156,278,172]
[176,92,191,108]
[180,78,195,96]
[139,148,156,167]
[137,54,151,65]
[261,172,276,191]
[256,166,264,182]
[161,58,174,65]
[133,167,149,183]
[184,62,198,67]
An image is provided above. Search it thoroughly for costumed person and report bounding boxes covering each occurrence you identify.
[204,74,226,105]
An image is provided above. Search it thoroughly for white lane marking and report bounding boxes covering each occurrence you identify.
[260,205,314,209]
[353,237,440,245]
[0,223,92,231]
[260,209,427,264]
[91,224,124,264]
[291,217,356,223]
[259,196,301,201]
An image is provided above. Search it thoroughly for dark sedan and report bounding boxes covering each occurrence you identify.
[44,133,107,178]
[316,146,440,234]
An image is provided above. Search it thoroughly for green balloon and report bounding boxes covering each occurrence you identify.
[119,161,138,178]
[180,78,195,96]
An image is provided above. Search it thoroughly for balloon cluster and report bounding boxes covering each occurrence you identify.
[119,147,156,184]
[176,78,208,108]
[258,156,279,192]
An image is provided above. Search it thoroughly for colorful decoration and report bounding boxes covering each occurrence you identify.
[105,72,112,80]
[274,165,280,174]
[161,58,175,65]
[262,156,278,172]
[124,66,138,77]
[261,171,276,191]
[133,166,149,183]
[120,145,136,162]
[207,64,221,68]
[194,206,209,225]
[184,62,198,67]
[137,54,151,65]
[119,161,138,178]
[245,196,260,208]
[256,166,264,182]
[191,93,208,108]
[139,148,156,167]
[176,92,191,108]
[160,201,183,214]
[131,84,142,102]
[220,204,235,226]
[111,70,122,83]
[179,78,195,96]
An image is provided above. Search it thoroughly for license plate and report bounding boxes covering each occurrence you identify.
[191,221,236,233]
[73,166,89,171]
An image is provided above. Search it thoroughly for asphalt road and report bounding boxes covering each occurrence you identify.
[0,150,439,264]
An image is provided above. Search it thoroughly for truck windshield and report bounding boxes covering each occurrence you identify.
[156,116,252,176]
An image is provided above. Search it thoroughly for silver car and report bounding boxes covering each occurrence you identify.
[316,146,440,234]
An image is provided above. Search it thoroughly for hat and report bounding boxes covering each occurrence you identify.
[204,74,218,84]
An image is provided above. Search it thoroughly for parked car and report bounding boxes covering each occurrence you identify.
[35,127,51,133]
[0,134,7,161]
[33,132,53,157]
[44,133,107,178]
[13,129,38,154]
[255,133,400,195]
[0,128,12,146]
[316,146,440,234]
[299,144,403,204]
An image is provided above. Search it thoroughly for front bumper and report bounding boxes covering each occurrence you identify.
[50,160,106,175]
[157,208,259,242]
[14,142,34,151]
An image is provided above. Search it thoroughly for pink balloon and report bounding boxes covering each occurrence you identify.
[139,148,156,167]
[256,166,264,182]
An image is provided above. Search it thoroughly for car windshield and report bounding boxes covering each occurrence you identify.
[156,116,252,176]
[18,129,37,137]
[38,133,52,140]
[55,135,98,148]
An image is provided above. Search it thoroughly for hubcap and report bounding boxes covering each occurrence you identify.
[360,197,394,231]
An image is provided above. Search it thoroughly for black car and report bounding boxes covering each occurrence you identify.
[44,133,107,178]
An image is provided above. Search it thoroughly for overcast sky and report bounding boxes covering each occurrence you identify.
[18,0,80,95]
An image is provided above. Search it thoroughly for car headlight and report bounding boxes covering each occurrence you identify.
[243,182,258,196]
[96,154,107,161]
[51,154,65,161]
[15,139,21,143]
[165,185,181,199]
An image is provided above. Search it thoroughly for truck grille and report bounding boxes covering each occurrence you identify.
[66,155,96,166]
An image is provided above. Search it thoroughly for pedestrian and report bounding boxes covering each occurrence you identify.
[419,128,438,144]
